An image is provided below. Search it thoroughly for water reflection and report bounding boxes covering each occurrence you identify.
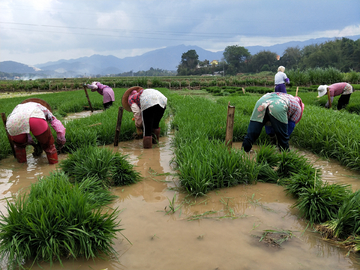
[0,127,360,269]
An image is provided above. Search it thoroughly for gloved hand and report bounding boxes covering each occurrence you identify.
[56,133,66,150]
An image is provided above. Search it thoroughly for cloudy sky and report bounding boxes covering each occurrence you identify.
[1,0,360,66]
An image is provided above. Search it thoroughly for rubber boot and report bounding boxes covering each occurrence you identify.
[143,136,153,149]
[45,144,58,164]
[152,128,161,144]
[15,146,27,163]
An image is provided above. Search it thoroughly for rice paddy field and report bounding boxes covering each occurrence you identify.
[1,87,360,269]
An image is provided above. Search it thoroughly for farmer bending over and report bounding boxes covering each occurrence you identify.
[6,101,66,164]
[85,81,115,110]
[317,83,353,110]
[122,87,167,149]
[242,92,304,152]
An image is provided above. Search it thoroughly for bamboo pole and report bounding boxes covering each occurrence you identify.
[225,102,235,149]
[114,107,124,146]
[83,85,94,112]
[1,113,16,158]
[327,88,332,108]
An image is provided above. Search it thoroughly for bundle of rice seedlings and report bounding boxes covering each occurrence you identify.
[30,171,117,207]
[321,190,360,239]
[276,150,317,179]
[284,169,322,197]
[0,174,121,269]
[60,145,141,187]
[256,145,280,167]
[293,182,351,224]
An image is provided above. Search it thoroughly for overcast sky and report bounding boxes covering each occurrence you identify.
[1,0,360,66]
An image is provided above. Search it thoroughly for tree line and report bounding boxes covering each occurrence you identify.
[177,37,360,76]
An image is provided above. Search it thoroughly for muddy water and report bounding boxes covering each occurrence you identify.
[1,117,360,269]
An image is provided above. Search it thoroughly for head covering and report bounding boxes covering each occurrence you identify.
[294,96,305,123]
[121,86,144,111]
[20,98,52,112]
[317,85,328,98]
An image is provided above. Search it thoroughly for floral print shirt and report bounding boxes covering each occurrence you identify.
[6,102,66,142]
[250,92,303,124]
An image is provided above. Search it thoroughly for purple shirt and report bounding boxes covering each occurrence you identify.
[89,82,115,104]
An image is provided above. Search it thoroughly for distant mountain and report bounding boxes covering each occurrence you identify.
[0,61,41,74]
[1,35,359,78]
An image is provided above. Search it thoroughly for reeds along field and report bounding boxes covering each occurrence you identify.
[2,87,360,267]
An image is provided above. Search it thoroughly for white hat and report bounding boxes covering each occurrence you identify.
[317,85,328,98]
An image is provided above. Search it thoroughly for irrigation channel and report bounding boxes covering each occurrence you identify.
[1,111,360,270]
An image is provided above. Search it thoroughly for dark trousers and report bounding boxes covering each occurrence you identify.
[242,109,289,152]
[337,94,351,110]
[142,105,166,136]
[103,101,113,110]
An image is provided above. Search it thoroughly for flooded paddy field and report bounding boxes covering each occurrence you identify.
[0,111,360,270]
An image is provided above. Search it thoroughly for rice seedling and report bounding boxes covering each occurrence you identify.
[292,182,351,224]
[284,170,322,197]
[0,173,121,269]
[321,190,360,239]
[59,145,141,187]
[165,193,183,215]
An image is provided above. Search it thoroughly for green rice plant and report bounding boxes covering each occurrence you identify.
[30,170,118,207]
[284,170,321,197]
[322,190,360,238]
[174,137,259,196]
[256,164,279,183]
[0,173,121,269]
[293,182,351,224]
[59,145,141,187]
[165,193,183,215]
[276,150,317,179]
[256,145,280,167]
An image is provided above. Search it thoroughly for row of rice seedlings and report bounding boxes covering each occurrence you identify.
[174,138,259,196]
[0,88,170,160]
[0,172,121,269]
[59,145,142,188]
[291,105,360,171]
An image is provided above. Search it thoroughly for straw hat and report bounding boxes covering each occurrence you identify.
[21,98,52,112]
[317,85,328,98]
[121,86,143,112]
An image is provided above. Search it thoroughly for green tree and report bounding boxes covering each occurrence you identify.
[177,50,199,75]
[223,45,251,74]
[279,46,302,70]
[249,50,278,72]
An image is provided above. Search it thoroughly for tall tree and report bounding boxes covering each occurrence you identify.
[279,46,302,70]
[223,45,250,74]
[177,50,199,75]
[249,50,278,72]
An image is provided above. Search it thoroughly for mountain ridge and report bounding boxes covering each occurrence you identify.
[1,35,359,77]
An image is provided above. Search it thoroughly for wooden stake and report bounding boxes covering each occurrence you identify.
[327,88,332,108]
[242,87,246,94]
[225,102,235,149]
[1,113,16,158]
[295,87,299,97]
[114,107,124,146]
[83,85,94,112]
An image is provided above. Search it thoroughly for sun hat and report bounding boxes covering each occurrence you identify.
[121,86,144,112]
[21,98,52,112]
[317,85,328,98]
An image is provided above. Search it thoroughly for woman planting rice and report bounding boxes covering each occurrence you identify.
[85,81,115,109]
[122,87,167,149]
[317,82,354,110]
[6,100,66,164]
[274,66,290,93]
[242,92,304,152]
